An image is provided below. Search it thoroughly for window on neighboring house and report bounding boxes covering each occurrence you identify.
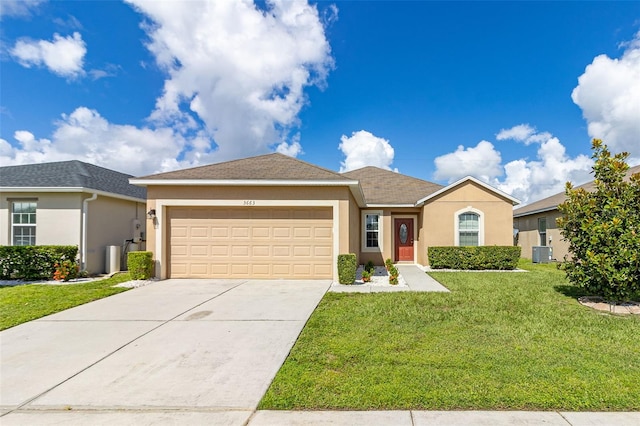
[12,201,37,246]
[362,211,382,250]
[458,212,479,246]
[538,218,547,246]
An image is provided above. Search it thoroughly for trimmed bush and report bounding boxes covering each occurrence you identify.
[127,251,154,280]
[428,246,521,270]
[0,245,78,280]
[337,253,357,284]
[388,265,399,285]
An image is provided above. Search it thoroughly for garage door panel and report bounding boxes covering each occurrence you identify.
[189,263,209,275]
[272,246,291,257]
[252,246,270,257]
[232,227,250,238]
[231,264,250,275]
[231,245,250,257]
[168,207,332,279]
[293,246,311,257]
[190,227,209,238]
[190,245,209,256]
[293,227,312,238]
[252,227,270,238]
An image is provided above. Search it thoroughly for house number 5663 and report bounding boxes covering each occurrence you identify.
[243,200,256,206]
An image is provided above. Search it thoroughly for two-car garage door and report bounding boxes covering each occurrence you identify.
[168,207,333,279]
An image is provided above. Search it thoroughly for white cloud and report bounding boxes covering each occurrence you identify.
[338,130,396,172]
[496,124,551,145]
[10,32,86,78]
[572,31,640,159]
[497,136,593,204]
[433,141,503,183]
[126,0,334,161]
[0,107,207,176]
[434,126,593,205]
[0,0,45,19]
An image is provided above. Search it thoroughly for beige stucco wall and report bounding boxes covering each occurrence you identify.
[145,185,355,279]
[422,181,515,264]
[514,210,568,261]
[85,196,147,274]
[0,192,83,247]
[1,191,146,275]
[358,207,422,266]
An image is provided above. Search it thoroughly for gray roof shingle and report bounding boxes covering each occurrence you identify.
[135,153,354,182]
[513,164,640,217]
[0,160,146,200]
[342,166,444,205]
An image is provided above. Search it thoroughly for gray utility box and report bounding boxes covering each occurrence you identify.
[532,246,552,263]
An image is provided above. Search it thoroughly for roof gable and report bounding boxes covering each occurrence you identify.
[0,160,146,200]
[342,166,443,205]
[417,176,520,206]
[136,153,353,182]
[513,164,640,217]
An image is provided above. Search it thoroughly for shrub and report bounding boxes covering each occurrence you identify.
[385,258,393,270]
[388,265,399,285]
[53,259,79,282]
[0,246,78,280]
[337,253,357,285]
[428,246,521,270]
[557,140,640,301]
[365,260,375,273]
[127,251,154,280]
[361,269,372,282]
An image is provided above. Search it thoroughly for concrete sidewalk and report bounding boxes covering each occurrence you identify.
[3,409,638,425]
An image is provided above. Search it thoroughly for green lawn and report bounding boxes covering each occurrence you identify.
[260,261,640,411]
[0,273,132,331]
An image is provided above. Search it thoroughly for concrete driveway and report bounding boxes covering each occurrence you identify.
[1,279,330,425]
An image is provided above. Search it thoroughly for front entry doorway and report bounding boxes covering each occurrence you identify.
[394,218,414,262]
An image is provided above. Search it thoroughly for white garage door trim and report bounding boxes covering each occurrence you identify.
[153,199,340,280]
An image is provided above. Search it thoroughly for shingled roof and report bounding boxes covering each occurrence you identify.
[513,163,640,217]
[0,160,146,200]
[135,153,354,182]
[342,166,444,205]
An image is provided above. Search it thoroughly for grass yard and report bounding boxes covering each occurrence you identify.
[0,273,132,330]
[260,261,640,411]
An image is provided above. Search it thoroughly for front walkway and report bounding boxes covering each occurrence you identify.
[329,264,450,293]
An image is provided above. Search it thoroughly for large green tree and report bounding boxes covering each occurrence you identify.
[557,139,640,301]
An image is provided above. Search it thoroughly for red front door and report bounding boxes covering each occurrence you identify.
[394,218,414,262]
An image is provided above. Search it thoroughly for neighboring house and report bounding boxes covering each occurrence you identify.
[0,161,147,274]
[131,153,519,281]
[513,164,640,261]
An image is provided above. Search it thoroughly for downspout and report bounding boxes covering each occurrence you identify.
[81,193,98,271]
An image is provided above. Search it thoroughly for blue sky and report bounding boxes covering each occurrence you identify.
[1,0,639,205]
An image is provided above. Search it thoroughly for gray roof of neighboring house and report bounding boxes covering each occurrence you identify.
[0,160,146,200]
[513,164,640,217]
[342,166,444,205]
[135,153,354,182]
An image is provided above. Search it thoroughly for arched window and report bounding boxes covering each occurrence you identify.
[454,207,484,246]
[458,212,479,246]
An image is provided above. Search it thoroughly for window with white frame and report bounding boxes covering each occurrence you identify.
[12,201,37,246]
[362,211,382,251]
[458,212,480,246]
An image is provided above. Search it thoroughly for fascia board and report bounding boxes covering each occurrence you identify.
[416,176,521,206]
[513,206,558,218]
[129,179,360,187]
[0,187,145,203]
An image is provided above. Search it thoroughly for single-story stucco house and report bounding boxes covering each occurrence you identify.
[513,163,640,261]
[131,153,520,281]
[0,160,147,274]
